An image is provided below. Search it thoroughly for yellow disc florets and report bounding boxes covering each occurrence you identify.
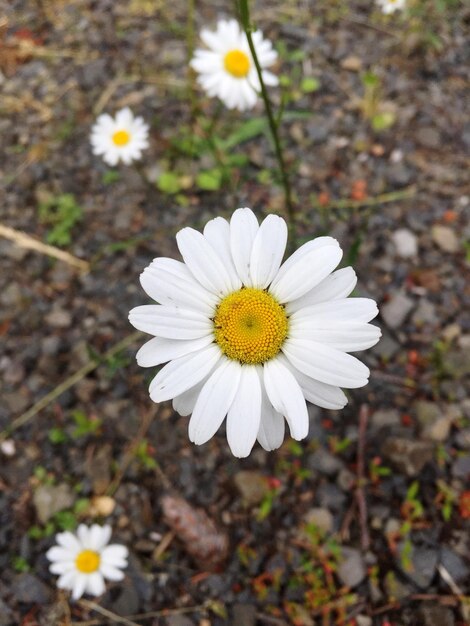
[112,129,131,146]
[224,49,251,78]
[213,288,288,364]
[75,549,100,573]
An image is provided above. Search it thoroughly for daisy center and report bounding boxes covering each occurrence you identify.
[213,288,288,365]
[75,549,100,574]
[112,129,131,146]
[224,49,250,78]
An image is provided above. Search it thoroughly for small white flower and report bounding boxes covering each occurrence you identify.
[129,208,381,458]
[190,19,278,111]
[90,107,149,166]
[376,0,406,14]
[46,524,128,600]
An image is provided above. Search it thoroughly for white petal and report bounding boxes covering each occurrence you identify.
[101,545,129,567]
[136,335,213,367]
[89,524,111,551]
[71,573,88,600]
[86,572,106,597]
[188,359,241,445]
[172,375,209,416]
[290,298,379,324]
[149,344,221,403]
[46,547,75,563]
[280,355,348,409]
[100,563,125,581]
[129,305,212,340]
[203,217,242,292]
[282,338,370,388]
[270,239,342,303]
[290,322,382,352]
[56,531,81,553]
[57,570,77,592]
[226,365,261,457]
[50,561,75,575]
[263,358,309,440]
[140,257,218,315]
[286,267,357,314]
[230,208,259,285]
[250,214,288,288]
[77,524,90,547]
[176,227,235,296]
[257,370,285,451]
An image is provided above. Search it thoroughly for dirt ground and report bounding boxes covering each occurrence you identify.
[0,1,469,625]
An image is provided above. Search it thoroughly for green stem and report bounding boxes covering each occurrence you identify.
[238,0,295,227]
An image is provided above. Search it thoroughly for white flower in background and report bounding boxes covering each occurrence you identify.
[190,19,278,111]
[46,524,128,600]
[376,0,406,14]
[129,208,381,458]
[90,107,149,166]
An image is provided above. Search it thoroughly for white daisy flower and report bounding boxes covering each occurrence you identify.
[190,19,278,111]
[376,0,406,14]
[46,524,128,600]
[90,107,149,166]
[129,208,381,458]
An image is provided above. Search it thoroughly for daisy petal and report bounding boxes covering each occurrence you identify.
[149,344,222,403]
[227,365,261,458]
[172,374,210,416]
[230,208,259,285]
[101,544,129,567]
[270,239,342,303]
[203,217,242,292]
[189,359,241,445]
[257,371,285,451]
[282,338,370,388]
[290,322,382,352]
[57,570,77,592]
[136,335,214,367]
[71,573,88,600]
[129,305,212,340]
[291,298,379,324]
[86,572,106,597]
[56,531,81,553]
[100,563,125,581]
[286,267,357,314]
[263,358,309,441]
[250,214,288,288]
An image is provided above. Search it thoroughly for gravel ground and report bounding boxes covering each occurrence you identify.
[1,1,469,625]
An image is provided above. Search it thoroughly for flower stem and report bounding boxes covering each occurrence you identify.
[238,0,295,227]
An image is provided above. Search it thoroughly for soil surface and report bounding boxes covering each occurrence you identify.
[1,1,469,625]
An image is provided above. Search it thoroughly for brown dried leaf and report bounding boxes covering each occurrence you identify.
[161,493,229,571]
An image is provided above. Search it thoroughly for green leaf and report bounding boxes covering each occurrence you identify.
[102,169,120,185]
[48,427,67,444]
[362,71,379,87]
[372,112,396,132]
[301,77,320,93]
[219,117,267,150]
[157,172,182,194]
[196,169,223,191]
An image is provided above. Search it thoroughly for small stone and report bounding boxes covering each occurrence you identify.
[381,292,414,329]
[341,55,362,71]
[372,409,400,429]
[416,127,441,149]
[372,332,399,360]
[391,228,418,258]
[11,573,52,604]
[337,468,355,491]
[412,300,437,326]
[356,616,372,626]
[440,547,470,584]
[45,307,72,328]
[451,455,470,479]
[307,448,344,476]
[384,571,410,601]
[337,548,366,588]
[0,599,14,625]
[384,518,401,540]
[33,483,75,524]
[415,401,451,442]
[232,604,257,626]
[233,471,268,506]
[432,225,459,253]
[302,508,334,534]
[455,428,470,449]
[382,438,434,477]
[398,544,438,588]
[164,617,194,626]
[418,604,454,626]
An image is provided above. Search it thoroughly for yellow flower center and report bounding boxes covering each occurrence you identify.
[213,288,288,364]
[112,130,131,146]
[224,49,250,78]
[75,550,100,574]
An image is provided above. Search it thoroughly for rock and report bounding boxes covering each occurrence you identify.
[372,409,400,428]
[341,55,362,71]
[337,548,366,588]
[456,428,470,449]
[337,468,355,491]
[11,573,52,604]
[307,448,344,476]
[416,127,441,149]
[412,300,437,326]
[381,292,414,329]
[33,483,75,524]
[440,547,470,584]
[432,225,459,253]
[382,438,434,477]
[415,401,451,442]
[356,617,372,626]
[302,508,334,534]
[372,332,399,360]
[103,582,140,616]
[384,571,410,601]
[398,544,438,588]
[391,228,418,258]
[0,599,14,625]
[232,604,257,626]
[451,455,470,479]
[45,307,72,328]
[316,483,346,511]
[233,471,268,506]
[418,604,455,626]
[442,348,470,378]
[164,617,194,626]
